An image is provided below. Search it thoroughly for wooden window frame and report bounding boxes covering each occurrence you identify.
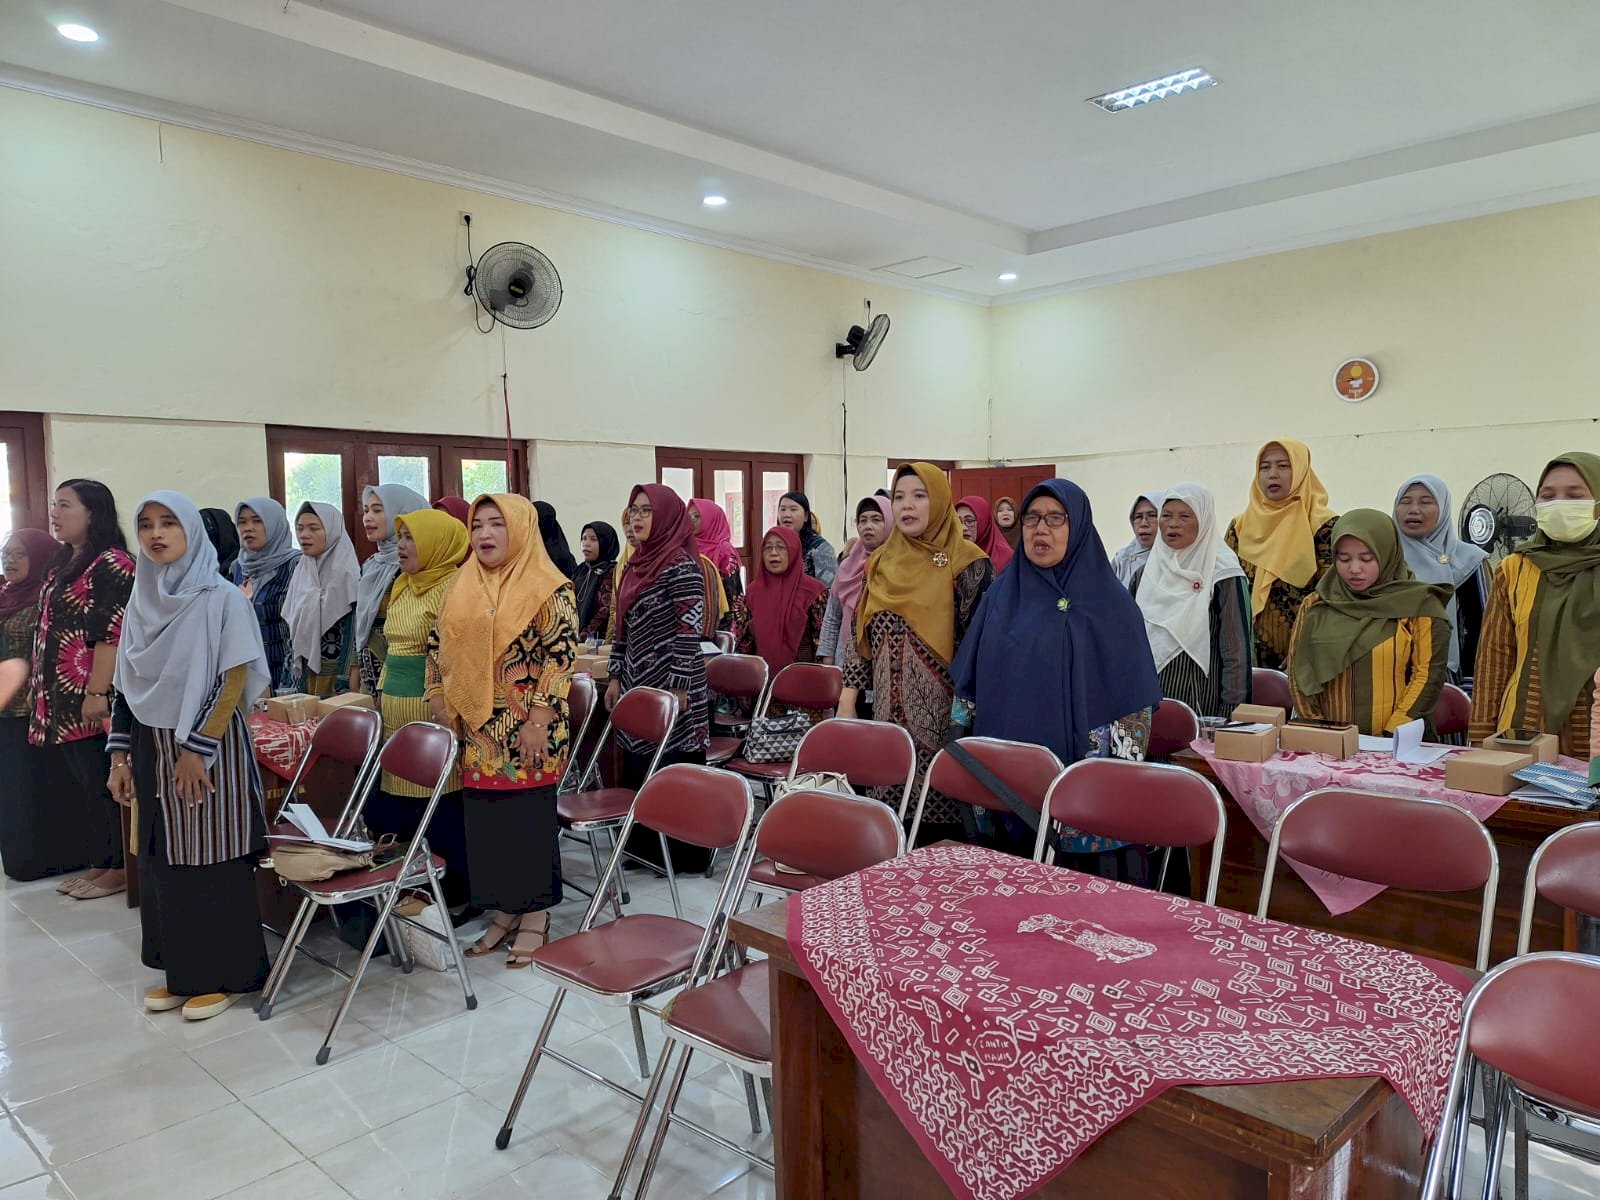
[1,412,50,534]
[656,447,805,573]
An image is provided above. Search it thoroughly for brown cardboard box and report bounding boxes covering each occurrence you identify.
[1214,723,1280,763]
[264,693,320,724]
[1279,721,1360,758]
[1446,749,1534,796]
[317,692,377,719]
[1483,731,1560,764]
[574,653,610,682]
[1230,703,1287,727]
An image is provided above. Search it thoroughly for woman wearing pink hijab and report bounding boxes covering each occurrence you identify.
[688,498,744,613]
[956,495,1013,571]
[819,495,893,666]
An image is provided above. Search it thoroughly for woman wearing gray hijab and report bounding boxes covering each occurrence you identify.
[356,483,429,692]
[1393,475,1488,678]
[232,498,300,689]
[108,492,272,1021]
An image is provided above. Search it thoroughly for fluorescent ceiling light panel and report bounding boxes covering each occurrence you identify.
[702,194,727,207]
[1087,67,1215,113]
[56,22,100,42]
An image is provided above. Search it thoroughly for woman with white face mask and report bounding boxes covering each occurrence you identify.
[1469,452,1600,756]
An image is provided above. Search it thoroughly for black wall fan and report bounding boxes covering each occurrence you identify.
[1460,472,1536,568]
[835,312,890,371]
[464,240,562,331]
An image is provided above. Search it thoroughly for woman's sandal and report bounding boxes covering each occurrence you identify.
[505,913,550,970]
[465,912,518,958]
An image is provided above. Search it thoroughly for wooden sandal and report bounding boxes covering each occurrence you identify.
[505,913,550,969]
[465,912,518,958]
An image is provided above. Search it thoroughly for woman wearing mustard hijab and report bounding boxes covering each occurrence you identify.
[428,495,577,968]
[365,509,472,909]
[841,463,993,837]
[1470,453,1600,756]
[1288,510,1452,736]
[1225,438,1340,670]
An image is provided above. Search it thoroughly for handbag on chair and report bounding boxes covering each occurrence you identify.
[739,711,810,763]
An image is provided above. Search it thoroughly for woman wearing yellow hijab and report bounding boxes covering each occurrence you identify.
[1224,438,1339,670]
[364,509,472,906]
[841,463,992,838]
[428,495,578,967]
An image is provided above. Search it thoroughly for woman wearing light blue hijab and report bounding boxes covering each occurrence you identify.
[356,483,429,692]
[108,492,271,1020]
[1393,475,1488,678]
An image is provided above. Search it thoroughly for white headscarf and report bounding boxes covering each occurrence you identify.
[353,483,429,650]
[1109,489,1167,588]
[1136,482,1245,672]
[116,492,269,743]
[282,502,359,673]
[1392,474,1487,675]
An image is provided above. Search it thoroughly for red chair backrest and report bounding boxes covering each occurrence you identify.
[1251,668,1293,713]
[1435,683,1470,737]
[1148,699,1200,761]
[378,722,457,792]
[1466,955,1600,1114]
[568,675,596,736]
[308,705,382,769]
[1046,759,1221,849]
[1533,823,1600,919]
[610,686,679,745]
[633,764,752,850]
[927,737,1063,816]
[794,718,916,790]
[1277,789,1494,892]
[706,653,769,702]
[769,662,843,713]
[756,789,904,880]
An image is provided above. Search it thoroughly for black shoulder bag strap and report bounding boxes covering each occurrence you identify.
[942,730,1059,855]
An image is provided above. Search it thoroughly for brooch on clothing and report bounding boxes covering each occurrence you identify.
[1056,597,1071,612]
[932,553,950,567]
[1192,580,1204,592]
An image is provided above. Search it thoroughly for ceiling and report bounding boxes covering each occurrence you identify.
[6,0,1600,301]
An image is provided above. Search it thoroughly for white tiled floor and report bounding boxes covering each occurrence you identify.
[3,846,1599,1199]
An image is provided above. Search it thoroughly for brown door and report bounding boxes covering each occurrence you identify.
[0,412,49,536]
[948,466,1054,508]
[657,448,803,576]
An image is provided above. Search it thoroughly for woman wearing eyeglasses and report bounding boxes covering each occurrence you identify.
[951,479,1163,879]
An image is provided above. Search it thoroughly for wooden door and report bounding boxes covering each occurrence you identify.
[948,465,1053,508]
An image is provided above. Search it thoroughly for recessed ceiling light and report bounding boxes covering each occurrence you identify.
[1087,67,1214,113]
[997,272,1018,282]
[56,22,100,42]
[702,195,727,207]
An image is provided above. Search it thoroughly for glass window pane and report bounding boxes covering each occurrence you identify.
[660,466,695,505]
[761,470,792,533]
[460,458,508,499]
[378,455,429,498]
[283,452,343,514]
[0,442,12,540]
[712,469,745,548]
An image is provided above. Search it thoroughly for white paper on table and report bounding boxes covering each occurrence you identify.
[1393,719,1452,765]
[1357,734,1394,753]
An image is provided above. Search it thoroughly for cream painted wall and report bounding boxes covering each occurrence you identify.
[528,440,657,539]
[994,197,1600,545]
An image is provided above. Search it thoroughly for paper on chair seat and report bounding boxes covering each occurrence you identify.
[268,802,373,852]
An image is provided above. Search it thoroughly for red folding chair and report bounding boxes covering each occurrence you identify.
[556,673,599,794]
[495,764,758,1155]
[724,662,843,793]
[1148,697,1200,762]
[1041,758,1227,902]
[608,786,906,1199]
[1251,667,1293,714]
[268,705,382,827]
[1258,787,1499,970]
[907,736,1064,848]
[1422,953,1600,1200]
[1435,681,1471,745]
[704,653,769,766]
[257,721,473,1063]
[743,718,915,899]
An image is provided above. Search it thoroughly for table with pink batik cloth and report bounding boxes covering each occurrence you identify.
[1177,742,1596,964]
[733,842,1468,1200]
[247,711,323,781]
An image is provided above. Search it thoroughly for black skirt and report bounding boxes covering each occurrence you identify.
[463,784,561,915]
[42,734,124,873]
[620,747,711,873]
[365,788,471,909]
[0,716,64,880]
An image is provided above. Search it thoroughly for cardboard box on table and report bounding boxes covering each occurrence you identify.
[264,693,319,724]
[1279,722,1360,758]
[574,654,610,682]
[1215,723,1280,763]
[317,692,376,719]
[1482,731,1560,764]
[1446,749,1534,796]
[1230,704,1287,727]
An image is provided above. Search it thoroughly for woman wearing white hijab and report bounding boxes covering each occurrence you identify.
[282,502,360,696]
[1132,482,1254,717]
[107,492,272,1021]
[1393,475,1488,678]
[356,483,429,693]
[1109,490,1166,588]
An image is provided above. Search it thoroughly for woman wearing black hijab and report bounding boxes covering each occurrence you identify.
[776,491,837,586]
[533,501,579,580]
[573,520,620,640]
[200,509,241,579]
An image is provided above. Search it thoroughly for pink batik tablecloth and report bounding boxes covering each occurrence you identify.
[247,712,322,780]
[787,843,1467,1200]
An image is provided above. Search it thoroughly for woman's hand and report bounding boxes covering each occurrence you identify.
[428,694,450,725]
[517,720,550,765]
[605,680,621,710]
[107,756,134,807]
[837,687,858,721]
[174,749,215,808]
[81,693,110,723]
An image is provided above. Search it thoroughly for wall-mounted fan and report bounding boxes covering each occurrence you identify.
[835,312,890,371]
[464,240,562,331]
[1460,472,1536,568]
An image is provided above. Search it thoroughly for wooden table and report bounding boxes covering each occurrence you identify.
[1175,749,1592,966]
[731,897,1426,1200]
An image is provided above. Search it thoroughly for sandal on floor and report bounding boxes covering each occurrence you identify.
[465,912,518,958]
[55,875,86,895]
[505,914,550,970]
[72,880,126,901]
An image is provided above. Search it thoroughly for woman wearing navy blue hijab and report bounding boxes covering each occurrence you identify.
[951,479,1163,878]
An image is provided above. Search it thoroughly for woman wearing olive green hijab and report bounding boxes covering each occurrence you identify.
[1288,509,1452,737]
[1470,453,1600,756]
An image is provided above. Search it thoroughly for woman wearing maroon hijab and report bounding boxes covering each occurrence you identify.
[956,495,1013,572]
[1,529,68,879]
[734,526,828,698]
